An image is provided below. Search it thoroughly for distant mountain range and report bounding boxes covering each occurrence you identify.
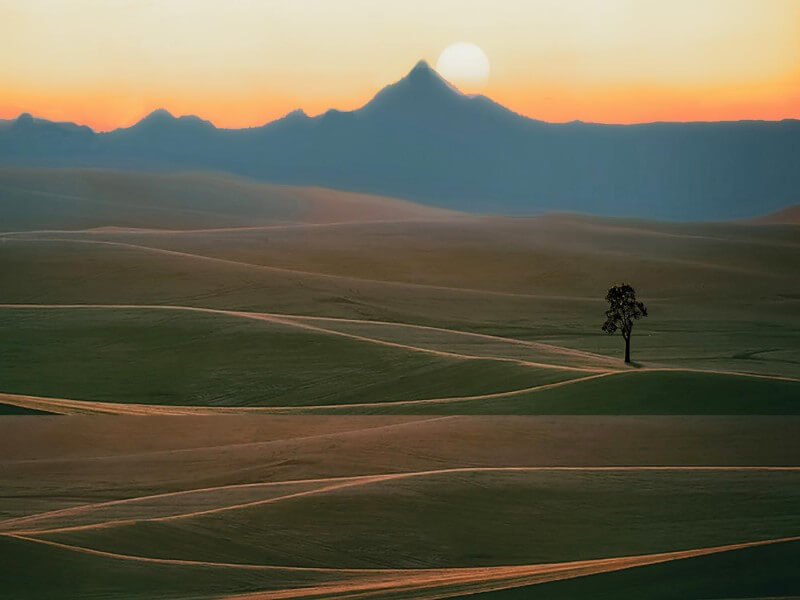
[2,60,799,220]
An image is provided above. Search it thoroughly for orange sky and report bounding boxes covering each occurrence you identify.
[2,0,799,130]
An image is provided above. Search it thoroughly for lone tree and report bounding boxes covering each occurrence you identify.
[602,283,648,364]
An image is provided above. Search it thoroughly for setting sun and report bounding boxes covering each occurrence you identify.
[1,0,798,129]
[436,42,491,92]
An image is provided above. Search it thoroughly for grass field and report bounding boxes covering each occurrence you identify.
[0,307,583,407]
[463,540,800,600]
[33,470,800,567]
[1,168,798,598]
[1,415,799,599]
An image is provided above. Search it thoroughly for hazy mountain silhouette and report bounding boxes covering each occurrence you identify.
[2,60,799,219]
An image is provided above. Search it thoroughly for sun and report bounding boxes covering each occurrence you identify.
[435,42,490,92]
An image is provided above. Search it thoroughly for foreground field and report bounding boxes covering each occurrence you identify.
[1,416,799,599]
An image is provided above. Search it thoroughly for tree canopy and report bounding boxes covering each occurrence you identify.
[602,283,648,363]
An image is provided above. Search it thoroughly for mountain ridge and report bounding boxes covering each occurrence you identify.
[8,61,798,132]
[2,60,799,220]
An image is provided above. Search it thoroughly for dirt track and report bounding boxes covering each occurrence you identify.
[5,465,799,536]
[6,532,799,600]
[0,302,797,415]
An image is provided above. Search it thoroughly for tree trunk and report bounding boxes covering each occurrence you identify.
[624,334,631,363]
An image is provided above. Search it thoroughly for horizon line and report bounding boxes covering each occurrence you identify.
[3,61,800,132]
[7,107,800,134]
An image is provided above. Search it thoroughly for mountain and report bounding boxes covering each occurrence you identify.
[0,112,95,161]
[101,109,220,167]
[2,60,799,220]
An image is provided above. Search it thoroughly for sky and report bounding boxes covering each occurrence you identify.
[1,0,799,130]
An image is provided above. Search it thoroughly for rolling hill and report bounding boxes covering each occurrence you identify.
[1,199,798,415]
[751,204,800,225]
[0,168,457,231]
[1,162,798,599]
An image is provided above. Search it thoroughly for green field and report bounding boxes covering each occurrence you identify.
[0,403,53,415]
[1,168,799,598]
[2,415,799,599]
[0,308,580,407]
[2,533,798,600]
[318,371,800,415]
[36,470,800,568]
[461,540,800,600]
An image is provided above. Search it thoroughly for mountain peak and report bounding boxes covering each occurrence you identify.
[142,108,176,122]
[7,112,93,135]
[358,59,463,116]
[259,108,310,131]
[284,108,308,120]
[411,59,432,71]
[404,59,453,89]
[127,109,214,132]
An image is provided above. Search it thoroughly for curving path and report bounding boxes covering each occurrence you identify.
[5,532,800,600]
[4,302,798,380]
[0,217,474,238]
[0,303,610,372]
[5,465,799,536]
[0,302,798,415]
